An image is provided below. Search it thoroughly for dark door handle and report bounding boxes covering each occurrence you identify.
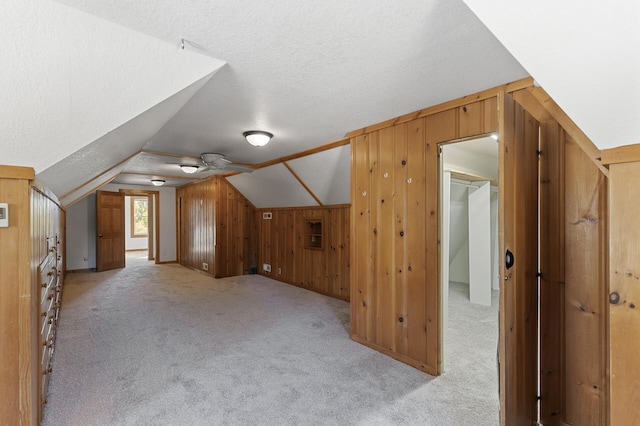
[505,249,514,269]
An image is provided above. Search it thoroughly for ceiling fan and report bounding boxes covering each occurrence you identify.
[168,153,254,174]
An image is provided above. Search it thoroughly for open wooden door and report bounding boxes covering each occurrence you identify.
[96,190,125,272]
[498,91,540,425]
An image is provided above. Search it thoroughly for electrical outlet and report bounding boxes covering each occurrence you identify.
[263,212,272,219]
[278,267,282,275]
[263,263,271,272]
[203,262,208,271]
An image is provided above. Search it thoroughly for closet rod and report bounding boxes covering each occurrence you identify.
[450,178,498,192]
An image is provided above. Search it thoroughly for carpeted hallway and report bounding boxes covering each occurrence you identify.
[43,254,498,425]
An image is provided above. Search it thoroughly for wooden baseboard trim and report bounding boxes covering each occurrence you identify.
[66,268,95,273]
[156,261,177,265]
[350,334,438,376]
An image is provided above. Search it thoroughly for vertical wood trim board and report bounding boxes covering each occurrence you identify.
[609,161,640,426]
[539,120,566,423]
[563,134,608,425]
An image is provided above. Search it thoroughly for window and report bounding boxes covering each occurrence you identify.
[130,197,148,237]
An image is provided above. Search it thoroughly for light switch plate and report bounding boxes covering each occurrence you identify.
[0,203,8,227]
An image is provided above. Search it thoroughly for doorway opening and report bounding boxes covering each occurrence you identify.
[440,134,500,407]
[120,189,160,265]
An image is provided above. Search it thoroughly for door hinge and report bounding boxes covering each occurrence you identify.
[536,271,543,278]
[536,149,542,158]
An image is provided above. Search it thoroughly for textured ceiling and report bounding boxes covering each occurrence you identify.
[16,0,636,210]
[463,0,640,149]
[52,0,529,168]
[0,0,223,174]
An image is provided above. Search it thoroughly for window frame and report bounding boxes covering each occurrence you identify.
[130,196,149,238]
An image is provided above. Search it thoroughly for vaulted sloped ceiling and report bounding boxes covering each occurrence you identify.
[0,0,224,176]
[227,145,351,208]
[28,0,529,205]
[39,74,218,203]
[3,0,636,211]
[463,0,640,150]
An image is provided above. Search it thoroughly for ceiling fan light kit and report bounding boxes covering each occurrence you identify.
[151,179,165,186]
[180,165,200,174]
[243,130,273,147]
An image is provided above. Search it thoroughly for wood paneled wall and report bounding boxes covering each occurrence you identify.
[540,123,608,425]
[350,99,498,375]
[608,160,640,426]
[257,206,350,301]
[176,177,256,278]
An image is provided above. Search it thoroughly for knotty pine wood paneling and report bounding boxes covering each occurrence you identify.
[537,119,608,426]
[351,115,440,374]
[176,177,256,277]
[563,134,607,425]
[608,160,640,426]
[539,120,565,423]
[257,206,350,301]
[350,100,496,375]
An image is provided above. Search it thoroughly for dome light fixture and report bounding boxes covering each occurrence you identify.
[180,165,199,174]
[151,179,165,187]
[243,130,273,147]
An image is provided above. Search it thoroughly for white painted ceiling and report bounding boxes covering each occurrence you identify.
[463,0,640,150]
[5,0,635,209]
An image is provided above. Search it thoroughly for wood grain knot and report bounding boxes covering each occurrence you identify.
[398,317,404,323]
[401,160,406,165]
[399,231,404,237]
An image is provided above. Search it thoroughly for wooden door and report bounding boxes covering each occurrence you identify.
[498,91,540,425]
[96,190,125,272]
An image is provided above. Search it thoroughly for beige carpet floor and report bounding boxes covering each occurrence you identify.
[43,253,498,425]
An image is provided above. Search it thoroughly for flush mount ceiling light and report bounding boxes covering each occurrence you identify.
[151,179,165,186]
[243,130,273,147]
[180,165,199,174]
